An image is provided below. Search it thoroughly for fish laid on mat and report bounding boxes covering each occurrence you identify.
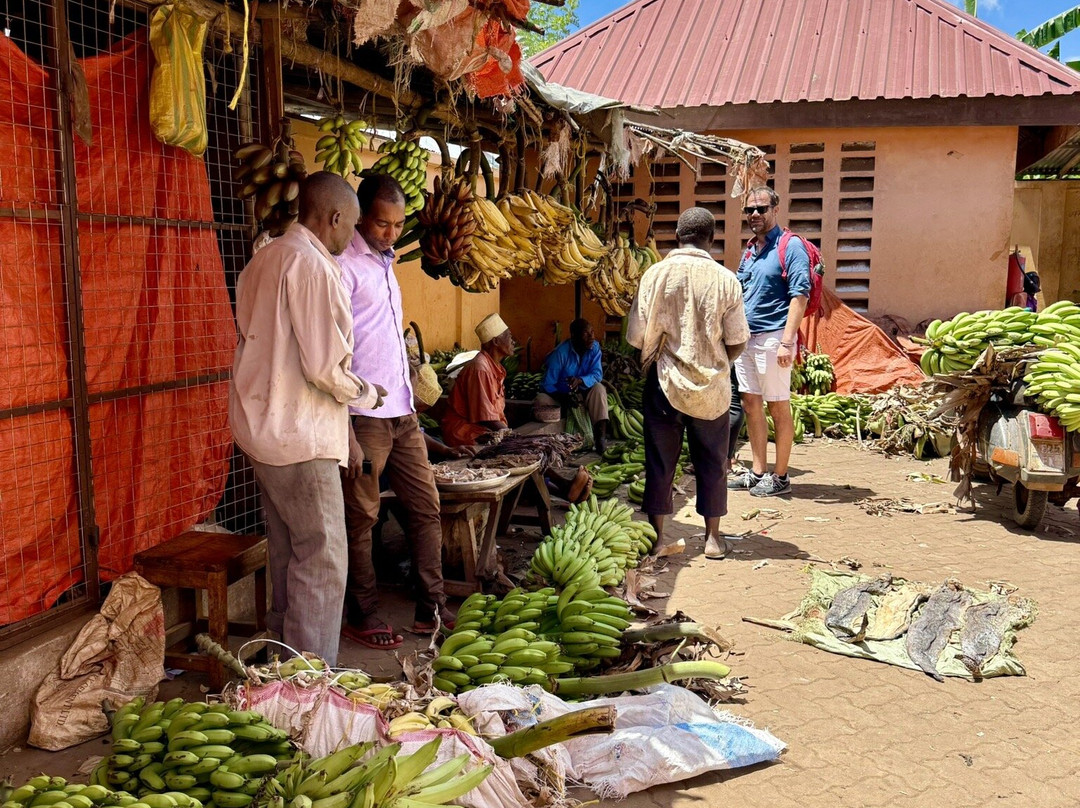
[865,582,931,641]
[825,573,893,642]
[906,579,970,681]
[955,599,1026,680]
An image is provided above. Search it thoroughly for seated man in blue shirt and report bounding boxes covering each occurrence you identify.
[534,318,610,452]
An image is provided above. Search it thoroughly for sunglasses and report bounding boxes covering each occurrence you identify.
[743,205,772,215]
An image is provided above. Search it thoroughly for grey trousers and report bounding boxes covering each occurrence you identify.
[249,456,347,666]
[534,382,610,425]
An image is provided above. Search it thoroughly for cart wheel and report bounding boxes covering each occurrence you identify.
[1012,483,1048,530]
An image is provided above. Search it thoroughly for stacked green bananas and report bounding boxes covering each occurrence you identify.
[1023,303,1080,431]
[233,141,306,235]
[92,697,292,805]
[916,307,1038,375]
[506,370,542,399]
[0,777,153,808]
[546,583,633,673]
[608,399,644,443]
[257,737,490,808]
[587,460,644,498]
[431,624,566,693]
[616,378,645,410]
[313,115,368,178]
[790,393,873,439]
[795,351,835,395]
[364,139,428,217]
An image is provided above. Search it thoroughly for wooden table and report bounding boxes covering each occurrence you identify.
[381,462,553,596]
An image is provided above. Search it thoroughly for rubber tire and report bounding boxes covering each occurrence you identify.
[1012,483,1048,530]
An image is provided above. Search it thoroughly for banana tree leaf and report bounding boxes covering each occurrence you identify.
[1016,5,1080,50]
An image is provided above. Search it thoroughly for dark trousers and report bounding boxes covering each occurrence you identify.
[728,366,744,462]
[642,365,730,518]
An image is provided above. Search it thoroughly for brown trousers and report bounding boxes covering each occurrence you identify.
[342,414,445,623]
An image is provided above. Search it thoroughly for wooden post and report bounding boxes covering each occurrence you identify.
[258,14,284,141]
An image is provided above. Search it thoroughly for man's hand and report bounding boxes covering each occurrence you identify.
[568,376,583,391]
[345,428,364,479]
[776,344,794,369]
[372,383,388,409]
[449,444,479,459]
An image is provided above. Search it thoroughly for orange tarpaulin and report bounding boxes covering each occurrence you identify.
[800,288,925,394]
[0,32,233,624]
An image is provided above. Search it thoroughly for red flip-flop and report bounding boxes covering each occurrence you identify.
[341,623,403,650]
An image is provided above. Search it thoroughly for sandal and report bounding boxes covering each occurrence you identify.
[410,609,456,634]
[341,620,403,650]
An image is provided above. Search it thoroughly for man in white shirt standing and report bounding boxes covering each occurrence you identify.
[229,172,384,665]
[626,207,749,559]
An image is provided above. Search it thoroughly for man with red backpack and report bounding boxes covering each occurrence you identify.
[729,186,814,497]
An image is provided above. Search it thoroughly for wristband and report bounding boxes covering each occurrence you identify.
[780,341,794,348]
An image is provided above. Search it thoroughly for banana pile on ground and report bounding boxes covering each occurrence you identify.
[528,496,656,588]
[415,177,476,276]
[614,377,645,410]
[587,458,644,498]
[915,307,1039,375]
[1,777,163,808]
[506,370,542,399]
[313,115,368,179]
[793,351,835,395]
[608,397,644,443]
[583,234,660,317]
[790,392,873,439]
[384,697,477,738]
[432,623,567,692]
[91,697,292,802]
[233,141,306,234]
[363,139,428,217]
[258,737,491,808]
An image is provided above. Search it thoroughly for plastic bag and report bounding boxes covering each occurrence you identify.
[29,573,166,750]
[149,3,208,157]
[458,683,786,799]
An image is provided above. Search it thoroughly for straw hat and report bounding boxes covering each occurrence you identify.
[475,313,509,344]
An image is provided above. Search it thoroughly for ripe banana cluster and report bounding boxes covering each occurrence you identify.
[364,139,428,217]
[92,697,292,805]
[415,176,476,273]
[794,351,835,395]
[583,234,660,317]
[0,777,160,808]
[449,196,517,293]
[505,371,542,400]
[384,698,475,737]
[313,116,368,179]
[234,142,306,235]
[257,737,491,808]
[916,307,1039,376]
[336,681,400,709]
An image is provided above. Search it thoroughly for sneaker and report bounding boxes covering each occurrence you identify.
[728,469,763,490]
[704,536,732,559]
[749,473,792,497]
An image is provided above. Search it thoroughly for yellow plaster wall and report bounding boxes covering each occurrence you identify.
[291,118,499,352]
[1012,180,1080,305]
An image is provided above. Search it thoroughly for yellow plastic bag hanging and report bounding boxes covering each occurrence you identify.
[148,3,209,157]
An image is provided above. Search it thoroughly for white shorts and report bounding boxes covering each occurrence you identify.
[734,330,792,402]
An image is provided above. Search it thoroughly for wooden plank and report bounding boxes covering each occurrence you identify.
[259,16,285,143]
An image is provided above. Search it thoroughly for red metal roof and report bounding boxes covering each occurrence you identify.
[530,0,1080,109]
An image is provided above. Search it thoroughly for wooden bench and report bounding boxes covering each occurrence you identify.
[134,530,269,690]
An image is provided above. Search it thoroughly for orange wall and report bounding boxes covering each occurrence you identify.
[498,279,608,372]
[1013,180,1080,305]
[291,118,499,352]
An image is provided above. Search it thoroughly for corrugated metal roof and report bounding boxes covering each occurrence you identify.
[531,0,1080,110]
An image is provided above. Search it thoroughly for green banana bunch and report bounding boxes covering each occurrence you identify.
[790,393,873,439]
[797,351,835,395]
[313,115,369,179]
[233,140,306,236]
[915,306,1038,376]
[93,699,293,804]
[627,477,646,504]
[432,624,565,692]
[547,582,634,674]
[363,139,428,218]
[0,776,153,808]
[617,378,645,410]
[506,371,542,400]
[1022,304,1080,432]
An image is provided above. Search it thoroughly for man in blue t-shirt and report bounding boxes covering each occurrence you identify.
[534,318,609,451]
[730,186,811,497]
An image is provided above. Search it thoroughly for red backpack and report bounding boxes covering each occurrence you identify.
[777,229,825,319]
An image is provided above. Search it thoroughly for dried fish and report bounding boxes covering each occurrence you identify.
[473,433,582,471]
[825,573,893,643]
[906,579,971,681]
[865,583,931,641]
[955,599,1028,680]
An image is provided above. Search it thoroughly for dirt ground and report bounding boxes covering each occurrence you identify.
[4,439,1079,807]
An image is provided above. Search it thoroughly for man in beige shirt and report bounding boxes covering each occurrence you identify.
[626,207,749,559]
[229,172,383,665]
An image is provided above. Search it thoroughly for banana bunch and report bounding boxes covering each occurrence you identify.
[616,378,645,410]
[92,697,293,804]
[790,393,873,439]
[608,399,644,443]
[547,583,633,673]
[916,307,1038,376]
[258,737,491,808]
[797,351,835,395]
[234,141,306,235]
[335,681,400,709]
[416,176,476,275]
[431,626,567,693]
[507,190,607,286]
[627,478,646,505]
[384,698,476,737]
[506,370,542,399]
[583,234,659,317]
[586,461,644,498]
[494,194,550,278]
[452,587,553,634]
[364,139,428,217]
[1023,339,1080,434]
[448,197,517,293]
[313,115,368,179]
[0,777,149,808]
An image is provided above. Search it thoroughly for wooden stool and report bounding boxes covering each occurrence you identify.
[134,530,268,691]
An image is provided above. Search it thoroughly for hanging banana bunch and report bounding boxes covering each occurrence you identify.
[364,138,429,217]
[415,176,477,279]
[233,123,306,236]
[313,114,368,178]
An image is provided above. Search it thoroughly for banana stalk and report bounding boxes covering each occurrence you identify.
[487,706,616,759]
[194,633,247,679]
[551,660,731,697]
[620,621,728,648]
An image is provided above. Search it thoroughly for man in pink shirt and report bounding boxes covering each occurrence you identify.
[338,173,454,648]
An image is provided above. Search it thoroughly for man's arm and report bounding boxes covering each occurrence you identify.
[541,344,564,394]
[722,284,750,363]
[579,343,604,389]
[777,239,811,369]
